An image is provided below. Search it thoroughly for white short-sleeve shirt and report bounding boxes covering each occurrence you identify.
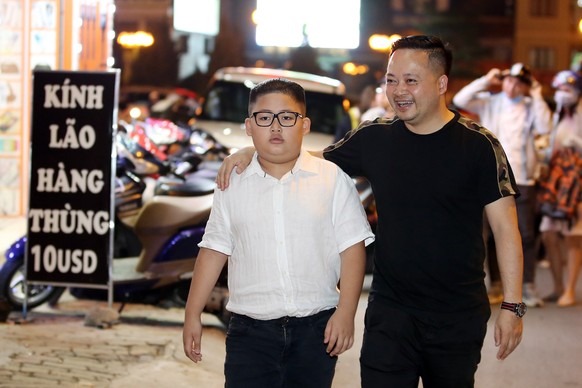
[199,150,374,320]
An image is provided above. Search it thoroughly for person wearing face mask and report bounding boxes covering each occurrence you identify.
[553,72,581,109]
[539,70,582,307]
[453,63,552,308]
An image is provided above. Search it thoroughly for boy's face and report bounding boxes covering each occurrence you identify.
[245,92,310,165]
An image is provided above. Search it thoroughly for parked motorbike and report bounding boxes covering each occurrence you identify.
[0,127,231,324]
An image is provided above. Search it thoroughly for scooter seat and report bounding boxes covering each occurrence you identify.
[135,194,213,231]
[154,177,216,196]
[133,194,214,273]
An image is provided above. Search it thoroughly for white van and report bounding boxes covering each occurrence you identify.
[192,67,347,152]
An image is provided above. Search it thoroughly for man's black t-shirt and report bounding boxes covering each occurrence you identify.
[324,111,519,313]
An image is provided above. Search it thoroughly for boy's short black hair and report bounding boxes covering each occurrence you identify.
[248,78,306,116]
[390,35,453,77]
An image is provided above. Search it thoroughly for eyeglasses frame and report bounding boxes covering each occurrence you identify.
[249,111,304,127]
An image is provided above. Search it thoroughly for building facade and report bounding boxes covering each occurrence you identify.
[0,0,113,218]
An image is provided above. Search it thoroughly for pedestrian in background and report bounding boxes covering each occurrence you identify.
[538,70,582,307]
[360,80,396,122]
[182,78,374,387]
[453,62,552,308]
[334,85,376,142]
[217,35,526,388]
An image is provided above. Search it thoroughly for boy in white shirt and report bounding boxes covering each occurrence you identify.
[182,78,374,388]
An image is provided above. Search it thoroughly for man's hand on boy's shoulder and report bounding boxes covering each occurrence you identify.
[216,147,255,190]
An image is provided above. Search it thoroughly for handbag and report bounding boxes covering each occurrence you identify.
[537,146,582,220]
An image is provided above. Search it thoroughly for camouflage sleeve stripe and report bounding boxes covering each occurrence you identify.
[458,116,518,197]
[324,116,398,153]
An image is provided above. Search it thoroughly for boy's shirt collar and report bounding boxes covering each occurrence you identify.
[242,149,318,180]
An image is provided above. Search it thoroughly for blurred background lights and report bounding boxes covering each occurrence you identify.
[129,107,142,120]
[173,0,219,35]
[117,31,154,48]
[368,34,402,52]
[254,0,360,49]
[342,62,369,75]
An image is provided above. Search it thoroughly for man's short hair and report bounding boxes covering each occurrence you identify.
[390,35,453,77]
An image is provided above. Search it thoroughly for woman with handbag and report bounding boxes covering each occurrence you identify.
[539,70,582,306]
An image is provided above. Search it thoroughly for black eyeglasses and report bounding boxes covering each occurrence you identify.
[250,111,303,127]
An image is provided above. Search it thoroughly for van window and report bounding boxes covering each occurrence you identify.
[200,80,345,135]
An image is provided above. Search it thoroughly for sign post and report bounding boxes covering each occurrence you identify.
[25,70,120,315]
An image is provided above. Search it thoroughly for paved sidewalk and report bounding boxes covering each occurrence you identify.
[1,217,582,387]
[0,216,364,387]
[3,278,582,388]
[0,293,371,388]
[0,299,228,388]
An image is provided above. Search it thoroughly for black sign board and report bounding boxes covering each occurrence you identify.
[26,70,120,287]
